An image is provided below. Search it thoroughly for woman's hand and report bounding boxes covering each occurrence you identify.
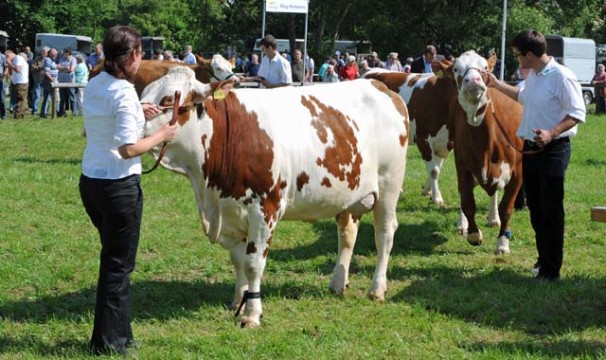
[141,102,163,120]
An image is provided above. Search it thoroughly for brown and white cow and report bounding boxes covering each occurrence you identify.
[141,67,409,327]
[363,68,456,206]
[89,54,235,96]
[436,51,523,254]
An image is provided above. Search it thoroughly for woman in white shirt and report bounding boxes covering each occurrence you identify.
[79,25,176,356]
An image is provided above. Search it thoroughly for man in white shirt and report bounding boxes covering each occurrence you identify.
[5,50,29,119]
[240,35,292,89]
[485,30,585,281]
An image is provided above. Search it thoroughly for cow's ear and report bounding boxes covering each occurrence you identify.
[486,53,497,73]
[209,79,237,100]
[432,59,453,79]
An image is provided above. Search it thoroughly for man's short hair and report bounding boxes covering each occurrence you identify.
[512,30,547,57]
[425,45,436,55]
[260,35,277,50]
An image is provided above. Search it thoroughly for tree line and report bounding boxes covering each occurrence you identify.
[1,0,604,77]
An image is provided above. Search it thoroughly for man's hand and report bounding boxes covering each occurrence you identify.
[533,128,555,148]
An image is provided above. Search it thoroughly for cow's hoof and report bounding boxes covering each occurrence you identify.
[328,282,348,296]
[368,291,385,302]
[467,231,483,246]
[487,219,501,228]
[457,227,468,236]
[495,236,510,255]
[240,316,261,328]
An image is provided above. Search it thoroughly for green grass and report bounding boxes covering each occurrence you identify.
[1,110,605,359]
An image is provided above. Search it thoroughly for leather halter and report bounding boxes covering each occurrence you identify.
[142,90,182,174]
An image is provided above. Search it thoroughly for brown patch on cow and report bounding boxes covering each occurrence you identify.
[407,74,424,87]
[202,92,286,224]
[321,177,332,187]
[296,172,310,192]
[301,95,362,190]
[246,242,257,254]
[262,247,269,258]
[364,72,408,92]
[243,198,252,205]
[201,134,208,148]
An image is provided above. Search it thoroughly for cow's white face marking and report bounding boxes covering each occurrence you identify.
[453,51,490,126]
[210,54,236,83]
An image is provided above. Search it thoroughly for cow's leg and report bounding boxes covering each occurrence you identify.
[329,211,360,295]
[457,207,469,235]
[494,174,523,255]
[486,191,501,228]
[237,207,278,328]
[228,241,249,311]
[423,156,446,206]
[369,189,401,301]
[457,171,482,246]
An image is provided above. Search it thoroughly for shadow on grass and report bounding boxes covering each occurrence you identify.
[0,336,89,358]
[390,264,606,356]
[463,339,606,358]
[14,156,81,166]
[269,216,449,268]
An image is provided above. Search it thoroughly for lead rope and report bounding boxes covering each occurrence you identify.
[488,99,542,155]
[142,90,182,174]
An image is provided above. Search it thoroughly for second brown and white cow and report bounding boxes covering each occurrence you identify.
[141,67,409,327]
[436,51,523,254]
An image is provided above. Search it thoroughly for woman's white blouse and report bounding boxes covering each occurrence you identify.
[82,71,145,179]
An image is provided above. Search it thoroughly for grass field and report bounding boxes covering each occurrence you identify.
[0,110,605,359]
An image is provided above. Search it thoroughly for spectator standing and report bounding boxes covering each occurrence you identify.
[87,43,104,70]
[403,57,413,73]
[74,54,88,116]
[30,47,48,116]
[244,53,260,77]
[239,35,292,89]
[291,49,307,83]
[5,50,29,119]
[367,51,383,68]
[339,55,359,80]
[591,64,606,114]
[56,48,77,117]
[40,48,58,118]
[304,53,315,82]
[183,45,196,65]
[411,45,437,73]
[384,52,403,71]
[0,50,7,120]
[485,29,585,281]
[358,60,370,76]
[322,64,339,83]
[163,50,180,62]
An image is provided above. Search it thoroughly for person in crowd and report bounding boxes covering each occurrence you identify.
[316,57,331,81]
[591,64,606,114]
[367,51,383,68]
[485,29,585,281]
[291,49,307,83]
[244,53,260,77]
[24,46,34,63]
[239,34,292,88]
[56,48,77,117]
[40,48,58,118]
[80,25,177,356]
[0,49,8,120]
[163,50,180,62]
[358,59,370,76]
[333,50,345,72]
[403,57,413,73]
[384,52,403,71]
[183,45,196,65]
[411,44,437,73]
[74,53,88,116]
[87,43,104,70]
[304,53,315,82]
[30,47,48,116]
[322,64,339,83]
[339,55,359,80]
[5,50,29,119]
[152,50,164,61]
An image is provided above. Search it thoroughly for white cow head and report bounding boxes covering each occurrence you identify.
[441,50,496,126]
[140,67,213,174]
[210,54,238,83]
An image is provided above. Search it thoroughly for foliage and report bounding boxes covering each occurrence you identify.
[1,0,605,75]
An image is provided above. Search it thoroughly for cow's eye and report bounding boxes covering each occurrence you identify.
[159,95,174,107]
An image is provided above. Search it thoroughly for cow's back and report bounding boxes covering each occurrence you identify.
[202,80,409,220]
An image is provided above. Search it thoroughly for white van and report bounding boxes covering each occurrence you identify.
[35,33,92,55]
[545,35,596,105]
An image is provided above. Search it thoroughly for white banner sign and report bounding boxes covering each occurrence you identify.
[266,0,308,14]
